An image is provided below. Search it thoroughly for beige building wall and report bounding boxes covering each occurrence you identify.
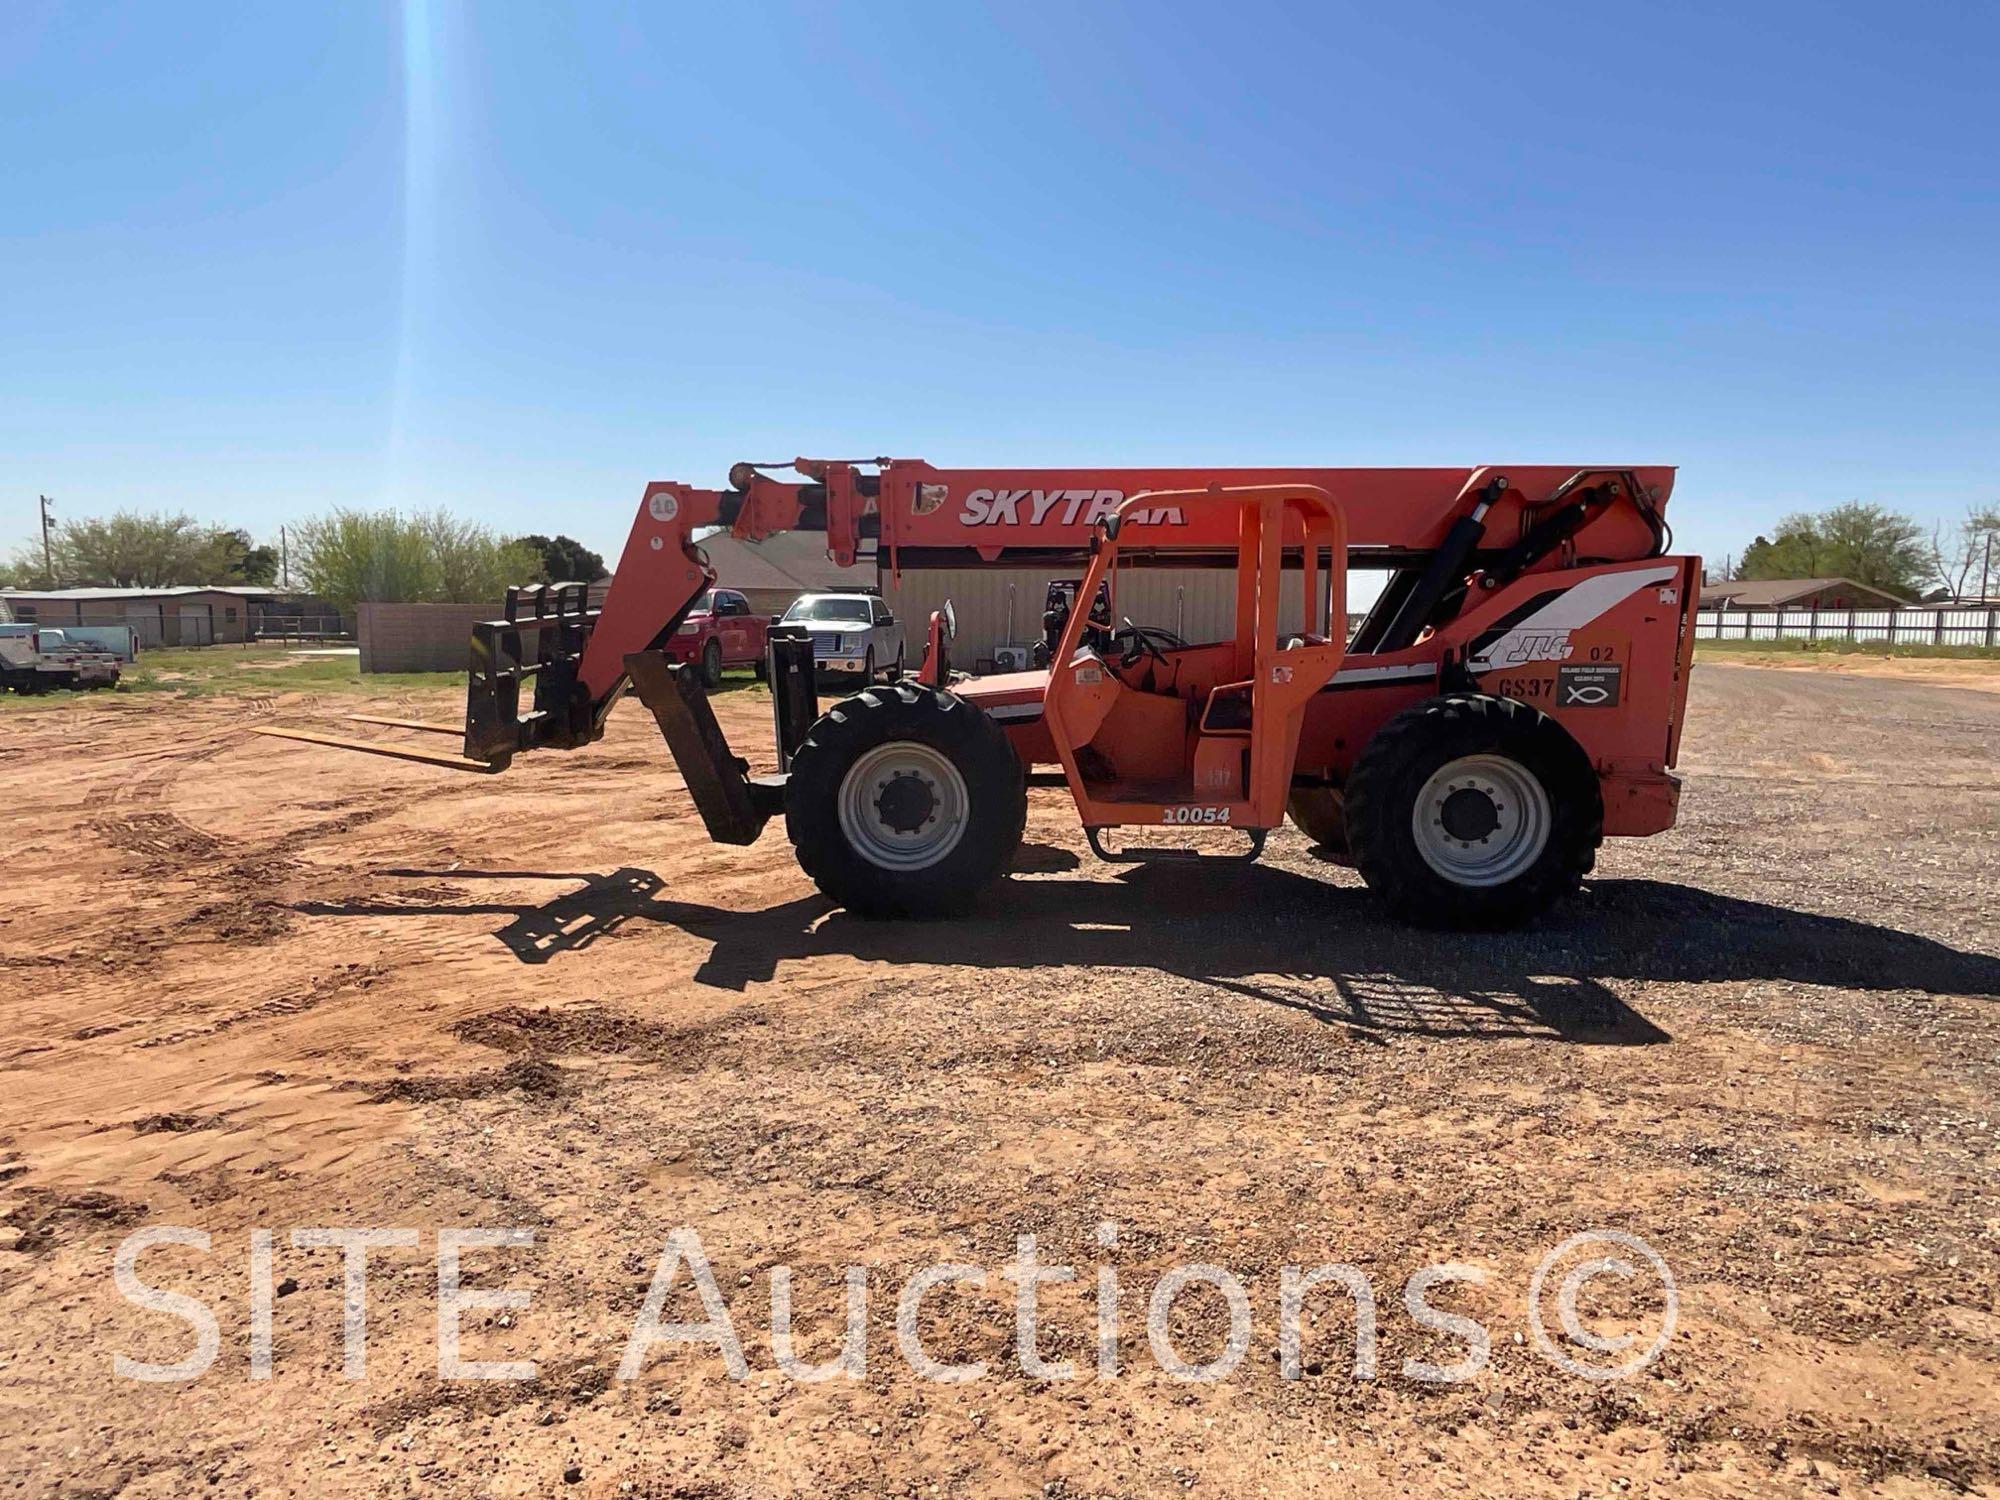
[739,586,805,620]
[357,602,494,673]
[3,591,254,645]
[881,567,1330,668]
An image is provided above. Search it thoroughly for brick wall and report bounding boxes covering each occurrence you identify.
[357,602,493,674]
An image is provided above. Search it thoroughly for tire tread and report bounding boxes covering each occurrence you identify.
[1344,693,1601,927]
[786,683,1025,918]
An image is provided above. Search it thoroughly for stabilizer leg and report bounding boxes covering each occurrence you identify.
[623,651,781,846]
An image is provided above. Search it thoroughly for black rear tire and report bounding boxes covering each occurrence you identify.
[786,683,1026,918]
[1344,693,1600,928]
[701,638,723,689]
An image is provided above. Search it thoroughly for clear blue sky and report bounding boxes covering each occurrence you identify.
[4,1,1995,574]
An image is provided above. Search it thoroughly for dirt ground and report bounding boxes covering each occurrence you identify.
[1692,649,2000,695]
[2,660,1997,1498]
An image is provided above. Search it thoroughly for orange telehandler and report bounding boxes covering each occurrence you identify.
[261,459,1699,927]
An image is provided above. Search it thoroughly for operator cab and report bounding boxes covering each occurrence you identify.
[1040,488,1347,835]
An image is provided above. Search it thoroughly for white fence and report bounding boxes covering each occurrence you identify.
[1697,606,1999,647]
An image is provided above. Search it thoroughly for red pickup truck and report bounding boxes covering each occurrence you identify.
[664,588,768,685]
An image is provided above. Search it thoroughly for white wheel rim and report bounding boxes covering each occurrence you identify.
[1411,753,1550,888]
[837,741,970,872]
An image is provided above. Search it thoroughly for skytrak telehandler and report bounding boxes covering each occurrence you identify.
[259,460,1699,927]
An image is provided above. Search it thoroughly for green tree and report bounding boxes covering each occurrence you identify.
[514,533,607,582]
[0,550,41,588]
[293,511,433,609]
[213,528,281,586]
[1927,505,2000,600]
[1737,502,1928,597]
[1738,514,1833,580]
[422,513,544,603]
[200,527,280,586]
[7,510,271,588]
[293,508,542,612]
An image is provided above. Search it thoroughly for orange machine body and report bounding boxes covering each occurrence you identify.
[962,552,1698,840]
[921,480,1696,842]
[256,452,1699,926]
[507,458,1693,845]
[804,458,1670,568]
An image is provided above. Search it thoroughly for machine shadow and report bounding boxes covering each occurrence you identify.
[296,866,2000,1047]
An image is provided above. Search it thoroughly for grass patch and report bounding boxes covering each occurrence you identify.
[1696,637,2000,662]
[1,642,777,710]
[123,645,458,698]
[0,642,458,709]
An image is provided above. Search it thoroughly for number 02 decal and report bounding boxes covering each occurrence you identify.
[1162,806,1232,824]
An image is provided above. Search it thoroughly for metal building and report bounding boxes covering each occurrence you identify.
[880,566,1327,672]
[0,586,268,646]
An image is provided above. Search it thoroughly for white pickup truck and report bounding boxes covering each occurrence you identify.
[0,613,122,694]
[778,592,906,682]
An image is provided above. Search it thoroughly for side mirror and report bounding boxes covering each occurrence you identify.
[942,600,957,641]
[880,613,896,627]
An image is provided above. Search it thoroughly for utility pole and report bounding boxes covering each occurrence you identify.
[1982,531,1992,603]
[38,495,54,586]
[280,525,289,590]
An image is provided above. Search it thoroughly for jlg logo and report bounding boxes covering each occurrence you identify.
[1493,631,1575,666]
[955,489,1187,528]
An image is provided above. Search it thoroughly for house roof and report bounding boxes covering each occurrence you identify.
[0,585,281,601]
[1699,577,1912,608]
[691,530,875,593]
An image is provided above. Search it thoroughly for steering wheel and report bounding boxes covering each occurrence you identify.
[1116,618,1177,670]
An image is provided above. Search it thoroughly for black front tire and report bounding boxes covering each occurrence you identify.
[700,638,724,689]
[1344,694,1600,928]
[786,683,1026,918]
